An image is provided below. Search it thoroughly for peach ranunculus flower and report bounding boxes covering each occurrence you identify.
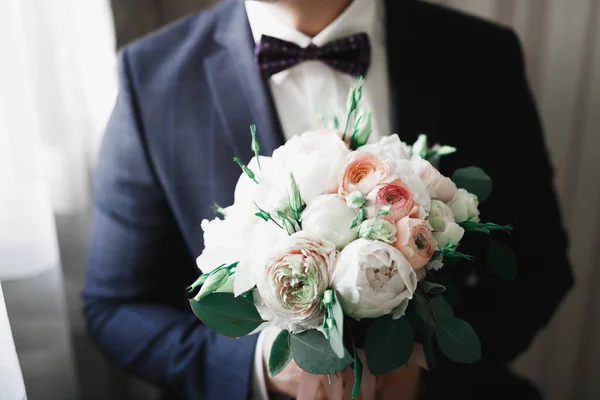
[339,152,393,196]
[393,217,436,270]
[409,155,457,203]
[365,180,417,222]
[254,232,335,332]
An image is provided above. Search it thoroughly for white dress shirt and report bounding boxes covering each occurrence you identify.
[244,1,391,398]
[245,0,391,142]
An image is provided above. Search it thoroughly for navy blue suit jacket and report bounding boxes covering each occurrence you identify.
[84,0,573,398]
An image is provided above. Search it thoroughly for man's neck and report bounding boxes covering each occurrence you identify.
[267,0,352,37]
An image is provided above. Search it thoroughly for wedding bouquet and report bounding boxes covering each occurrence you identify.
[187,79,515,397]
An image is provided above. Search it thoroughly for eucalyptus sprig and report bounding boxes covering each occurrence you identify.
[342,76,364,142]
[431,242,474,262]
[210,203,227,216]
[350,206,366,229]
[233,157,258,183]
[186,262,238,301]
[249,124,261,169]
[460,221,513,234]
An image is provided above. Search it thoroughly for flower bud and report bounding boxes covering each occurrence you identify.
[412,134,428,158]
[346,191,366,208]
[352,109,372,148]
[196,268,229,300]
[358,219,397,244]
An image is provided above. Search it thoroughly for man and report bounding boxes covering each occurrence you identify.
[84,0,573,399]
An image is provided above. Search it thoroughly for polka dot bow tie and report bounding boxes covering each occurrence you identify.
[255,33,371,79]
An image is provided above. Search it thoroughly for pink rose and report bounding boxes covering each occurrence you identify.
[409,155,457,203]
[366,180,416,222]
[339,152,393,196]
[394,217,435,270]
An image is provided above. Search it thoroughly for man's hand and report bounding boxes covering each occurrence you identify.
[262,327,327,399]
[262,327,423,400]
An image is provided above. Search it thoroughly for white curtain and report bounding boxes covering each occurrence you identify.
[0,0,117,399]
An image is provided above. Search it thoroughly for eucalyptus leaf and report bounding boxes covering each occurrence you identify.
[290,330,352,374]
[430,295,454,319]
[452,166,493,203]
[268,330,292,377]
[405,295,434,339]
[189,293,263,337]
[352,343,363,399]
[364,315,414,375]
[419,281,446,295]
[429,273,459,307]
[434,317,481,363]
[486,240,518,281]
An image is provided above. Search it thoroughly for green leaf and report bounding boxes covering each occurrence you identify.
[364,315,414,375]
[419,281,446,295]
[486,240,518,281]
[189,293,263,337]
[268,330,292,377]
[452,166,493,203]
[352,344,363,399]
[290,330,353,374]
[329,292,345,359]
[430,295,454,319]
[428,273,459,308]
[434,317,481,363]
[423,337,436,368]
[405,294,434,339]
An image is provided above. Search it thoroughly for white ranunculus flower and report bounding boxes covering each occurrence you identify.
[432,222,465,248]
[429,200,455,232]
[253,232,336,332]
[301,194,358,250]
[332,239,418,320]
[428,199,465,247]
[271,130,351,203]
[449,188,480,223]
[358,219,397,244]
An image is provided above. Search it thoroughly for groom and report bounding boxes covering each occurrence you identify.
[84,0,573,398]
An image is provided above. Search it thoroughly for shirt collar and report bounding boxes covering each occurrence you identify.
[245,0,383,83]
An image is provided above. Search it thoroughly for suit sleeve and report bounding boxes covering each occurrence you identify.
[460,30,574,363]
[83,49,258,399]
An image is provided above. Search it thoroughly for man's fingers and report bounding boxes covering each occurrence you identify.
[408,343,428,370]
[297,372,322,400]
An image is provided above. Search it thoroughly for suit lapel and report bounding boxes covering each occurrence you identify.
[204,0,284,160]
[385,0,441,146]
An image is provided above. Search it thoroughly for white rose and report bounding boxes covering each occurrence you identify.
[449,188,480,223]
[410,155,457,203]
[196,204,259,274]
[253,232,336,332]
[232,218,288,296]
[301,194,358,250]
[357,134,410,162]
[271,130,351,203]
[332,239,417,320]
[233,156,292,215]
[429,200,455,232]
